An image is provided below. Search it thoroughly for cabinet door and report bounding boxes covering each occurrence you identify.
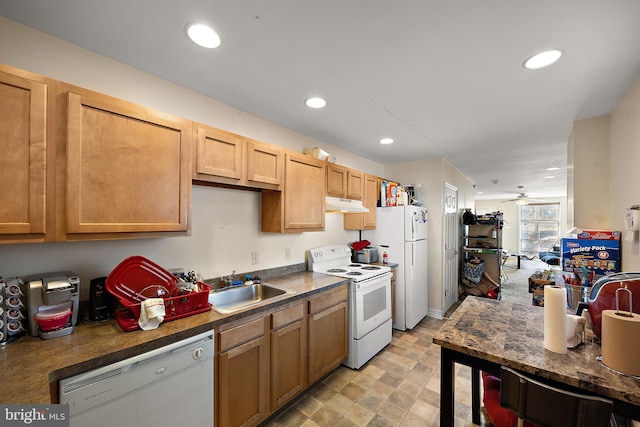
[246,139,282,189]
[61,86,191,238]
[262,151,325,232]
[0,66,49,242]
[362,174,378,228]
[344,173,377,230]
[326,163,347,197]
[308,286,348,383]
[270,303,306,410]
[195,125,243,184]
[284,152,325,230]
[346,170,364,200]
[218,317,269,427]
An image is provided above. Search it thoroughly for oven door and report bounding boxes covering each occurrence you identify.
[351,272,392,339]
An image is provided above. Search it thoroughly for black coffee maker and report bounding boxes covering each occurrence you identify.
[88,277,114,322]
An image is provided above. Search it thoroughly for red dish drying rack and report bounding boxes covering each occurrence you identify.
[106,255,211,332]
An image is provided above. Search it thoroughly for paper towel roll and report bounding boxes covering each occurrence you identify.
[544,285,568,354]
[566,314,586,348]
[602,309,640,376]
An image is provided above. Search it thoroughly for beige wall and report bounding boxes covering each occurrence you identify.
[610,75,640,270]
[384,158,475,318]
[569,74,640,271]
[569,115,611,229]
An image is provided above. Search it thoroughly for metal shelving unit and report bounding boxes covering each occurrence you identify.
[462,212,504,286]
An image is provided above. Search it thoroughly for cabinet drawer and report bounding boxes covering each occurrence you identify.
[271,302,304,330]
[308,286,348,315]
[218,317,265,353]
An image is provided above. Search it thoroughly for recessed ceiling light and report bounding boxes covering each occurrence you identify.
[545,167,560,171]
[544,175,555,179]
[523,49,562,69]
[185,23,221,48]
[379,138,394,145]
[305,97,327,109]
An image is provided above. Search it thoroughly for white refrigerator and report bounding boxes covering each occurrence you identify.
[364,205,429,331]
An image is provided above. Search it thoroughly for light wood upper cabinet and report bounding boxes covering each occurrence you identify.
[262,151,325,233]
[193,124,282,191]
[344,173,378,230]
[326,163,363,200]
[346,170,364,200]
[326,163,347,197]
[57,83,192,240]
[0,65,53,243]
[195,125,243,183]
[246,138,282,188]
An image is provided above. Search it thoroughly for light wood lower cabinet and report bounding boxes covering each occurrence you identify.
[270,302,307,411]
[217,316,270,427]
[308,286,349,383]
[215,285,348,426]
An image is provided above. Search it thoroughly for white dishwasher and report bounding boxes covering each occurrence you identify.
[59,330,214,427]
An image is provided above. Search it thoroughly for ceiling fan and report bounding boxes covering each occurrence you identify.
[501,193,546,205]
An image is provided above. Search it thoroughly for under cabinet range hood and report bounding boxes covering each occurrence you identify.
[325,196,369,213]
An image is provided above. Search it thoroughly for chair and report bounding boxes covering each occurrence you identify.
[499,366,614,427]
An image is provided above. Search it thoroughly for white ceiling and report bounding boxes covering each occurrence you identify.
[2,0,640,200]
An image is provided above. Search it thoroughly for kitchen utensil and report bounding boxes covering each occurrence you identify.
[105,256,178,304]
[23,272,80,340]
[88,277,114,322]
[35,308,71,331]
[576,272,640,338]
[351,240,371,251]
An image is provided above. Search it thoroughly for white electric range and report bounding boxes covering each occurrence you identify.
[308,245,392,369]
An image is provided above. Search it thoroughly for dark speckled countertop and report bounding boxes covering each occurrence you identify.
[0,271,348,405]
[433,296,640,409]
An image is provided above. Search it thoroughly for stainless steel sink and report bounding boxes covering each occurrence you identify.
[208,284,293,314]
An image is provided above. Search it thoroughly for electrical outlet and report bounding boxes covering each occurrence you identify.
[251,250,259,265]
[285,247,291,260]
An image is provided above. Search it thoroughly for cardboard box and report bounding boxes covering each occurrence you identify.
[561,238,620,276]
[303,147,335,163]
[530,280,550,306]
[577,230,620,240]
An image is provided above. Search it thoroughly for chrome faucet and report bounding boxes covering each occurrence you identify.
[220,270,237,289]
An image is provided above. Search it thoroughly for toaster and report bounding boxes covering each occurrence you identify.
[353,247,379,264]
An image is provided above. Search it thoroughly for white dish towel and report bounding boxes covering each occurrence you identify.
[138,298,166,330]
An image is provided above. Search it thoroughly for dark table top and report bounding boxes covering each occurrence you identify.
[433,296,640,407]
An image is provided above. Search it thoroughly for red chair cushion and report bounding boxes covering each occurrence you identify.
[482,371,537,427]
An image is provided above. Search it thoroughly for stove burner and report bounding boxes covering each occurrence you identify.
[348,264,362,268]
[362,266,381,270]
[347,271,363,276]
[327,268,348,273]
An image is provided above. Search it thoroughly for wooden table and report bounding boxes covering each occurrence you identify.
[433,297,640,426]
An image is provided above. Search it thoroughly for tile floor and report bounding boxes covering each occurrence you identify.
[263,315,483,427]
[262,259,552,427]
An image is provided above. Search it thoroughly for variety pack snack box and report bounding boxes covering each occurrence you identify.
[561,237,620,276]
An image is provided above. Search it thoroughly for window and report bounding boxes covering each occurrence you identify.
[519,204,560,256]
